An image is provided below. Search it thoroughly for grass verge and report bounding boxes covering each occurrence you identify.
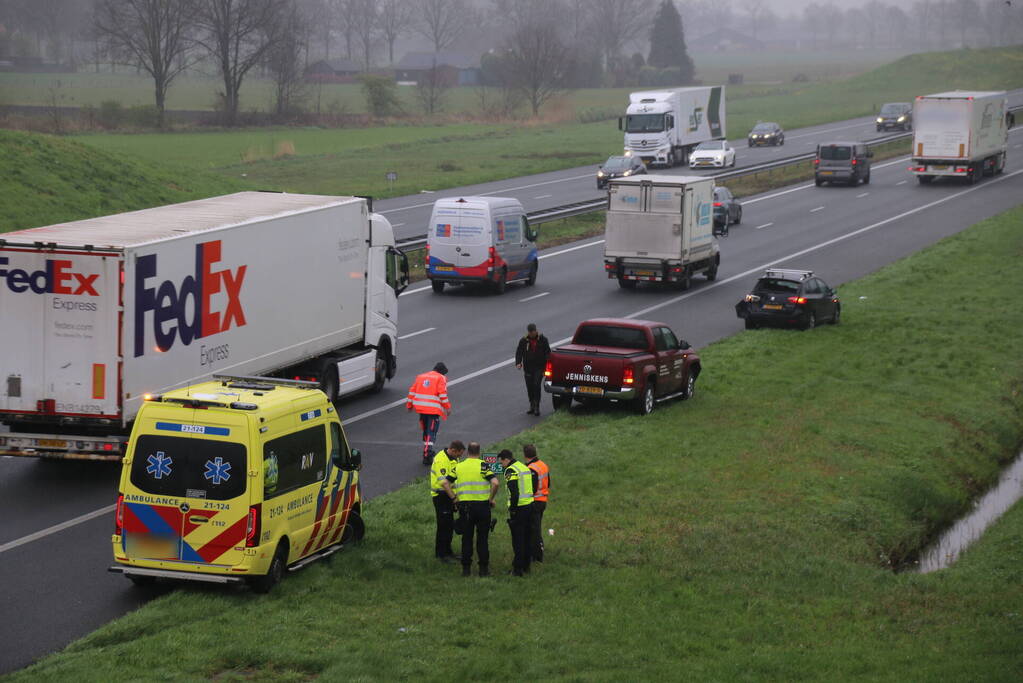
[12,205,1023,681]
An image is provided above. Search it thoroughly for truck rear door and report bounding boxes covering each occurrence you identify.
[0,248,120,419]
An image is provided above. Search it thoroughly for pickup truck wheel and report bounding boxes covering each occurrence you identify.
[250,543,287,594]
[526,261,538,286]
[618,277,637,289]
[494,268,507,294]
[744,319,759,330]
[681,372,697,400]
[431,280,444,294]
[551,394,571,411]
[635,382,655,415]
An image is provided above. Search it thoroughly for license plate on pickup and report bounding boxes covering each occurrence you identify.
[763,304,783,310]
[434,266,453,272]
[575,386,603,396]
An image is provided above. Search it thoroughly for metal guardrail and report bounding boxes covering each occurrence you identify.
[395,106,1021,250]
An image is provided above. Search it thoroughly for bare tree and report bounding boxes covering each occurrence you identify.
[267,1,309,117]
[950,0,980,46]
[349,0,377,70]
[503,21,568,117]
[94,0,197,128]
[417,0,466,52]
[414,58,450,114]
[377,0,413,65]
[194,0,288,125]
[586,0,654,70]
[740,0,776,41]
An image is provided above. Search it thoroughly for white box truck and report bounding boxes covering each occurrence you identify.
[0,192,409,460]
[603,175,720,289]
[910,90,1010,184]
[619,86,726,167]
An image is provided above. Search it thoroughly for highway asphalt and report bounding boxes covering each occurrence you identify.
[2,122,1023,675]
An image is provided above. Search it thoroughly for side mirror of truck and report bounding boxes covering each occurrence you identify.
[666,114,674,130]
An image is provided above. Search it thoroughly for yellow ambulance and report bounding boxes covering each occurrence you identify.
[110,375,363,593]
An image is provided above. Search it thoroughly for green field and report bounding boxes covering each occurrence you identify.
[10,199,1023,681]
[40,46,1020,204]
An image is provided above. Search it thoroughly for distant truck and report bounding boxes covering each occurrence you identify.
[543,318,701,415]
[0,192,409,460]
[619,86,726,167]
[910,90,1010,184]
[602,175,720,289]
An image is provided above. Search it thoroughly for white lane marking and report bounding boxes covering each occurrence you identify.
[0,505,115,555]
[398,327,435,340]
[755,222,774,230]
[392,223,405,228]
[742,155,912,206]
[535,194,552,199]
[810,206,825,213]
[896,180,908,185]
[520,292,550,302]
[624,168,1023,321]
[400,285,431,297]
[785,119,875,140]
[17,167,1022,553]
[380,173,593,214]
[857,192,869,198]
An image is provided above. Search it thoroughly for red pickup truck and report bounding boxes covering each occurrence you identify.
[543,318,701,415]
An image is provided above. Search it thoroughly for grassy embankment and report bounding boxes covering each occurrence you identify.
[11,202,1023,680]
[54,46,1023,202]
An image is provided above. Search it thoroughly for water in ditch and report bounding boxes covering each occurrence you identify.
[916,450,1023,573]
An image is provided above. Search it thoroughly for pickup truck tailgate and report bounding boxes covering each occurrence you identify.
[549,344,640,388]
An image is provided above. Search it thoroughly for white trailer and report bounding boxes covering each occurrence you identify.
[910,90,1010,184]
[619,86,726,167]
[603,175,720,289]
[0,192,408,460]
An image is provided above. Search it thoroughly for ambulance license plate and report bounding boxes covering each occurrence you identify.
[38,439,67,448]
[576,386,603,395]
[434,266,453,272]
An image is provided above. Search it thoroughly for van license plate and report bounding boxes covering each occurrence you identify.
[38,439,67,448]
[434,266,453,272]
[576,386,603,395]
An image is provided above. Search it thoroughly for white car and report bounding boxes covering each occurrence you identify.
[688,140,736,168]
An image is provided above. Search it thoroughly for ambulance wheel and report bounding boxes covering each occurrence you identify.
[251,543,287,594]
[342,509,365,544]
[493,268,507,294]
[526,261,538,286]
[431,280,444,293]
[127,574,156,588]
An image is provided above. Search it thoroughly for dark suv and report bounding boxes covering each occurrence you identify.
[814,142,872,186]
[876,102,912,132]
[734,268,841,330]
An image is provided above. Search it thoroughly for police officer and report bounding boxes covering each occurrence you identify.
[498,449,536,577]
[430,440,464,563]
[515,323,551,416]
[524,444,549,563]
[442,442,498,577]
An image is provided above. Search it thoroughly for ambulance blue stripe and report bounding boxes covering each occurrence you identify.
[155,422,230,436]
[179,541,205,563]
[127,503,176,536]
[300,409,322,422]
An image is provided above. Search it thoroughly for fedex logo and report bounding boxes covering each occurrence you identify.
[134,240,247,357]
[0,257,100,296]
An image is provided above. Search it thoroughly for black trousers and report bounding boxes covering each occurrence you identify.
[459,501,491,568]
[530,500,546,562]
[433,495,455,558]
[523,369,544,405]
[508,503,534,573]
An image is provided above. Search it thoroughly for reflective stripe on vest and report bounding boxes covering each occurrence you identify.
[430,450,458,496]
[528,459,549,501]
[506,461,534,507]
[453,459,490,501]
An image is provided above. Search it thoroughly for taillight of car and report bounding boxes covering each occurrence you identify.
[713,202,722,207]
[488,246,496,265]
[851,158,857,165]
[114,493,124,535]
[544,360,552,378]
[814,159,819,166]
[245,504,261,547]
[623,367,634,385]
[956,167,968,173]
[604,261,615,272]
[787,296,808,305]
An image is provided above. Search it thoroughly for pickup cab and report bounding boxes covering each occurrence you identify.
[543,318,701,415]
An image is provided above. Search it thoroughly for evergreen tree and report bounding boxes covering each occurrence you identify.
[647,0,695,84]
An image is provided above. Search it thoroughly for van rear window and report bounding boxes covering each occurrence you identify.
[819,146,851,161]
[574,325,648,349]
[130,435,246,501]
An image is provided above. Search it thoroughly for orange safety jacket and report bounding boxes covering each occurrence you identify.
[527,458,550,502]
[406,370,451,419]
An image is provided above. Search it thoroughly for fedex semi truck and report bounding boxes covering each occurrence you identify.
[0,192,408,460]
[619,86,726,167]
[910,90,1010,184]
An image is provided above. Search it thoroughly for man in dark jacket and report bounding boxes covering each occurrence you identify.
[515,323,551,416]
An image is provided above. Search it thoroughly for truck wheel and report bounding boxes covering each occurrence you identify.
[618,277,637,289]
[526,261,538,286]
[917,175,933,185]
[431,280,444,294]
[966,165,977,185]
[705,258,718,281]
[676,268,691,291]
[814,177,823,187]
[634,382,655,415]
[551,394,571,411]
[494,268,507,294]
[320,362,339,403]
[250,542,287,594]
[681,372,697,400]
[370,350,387,393]
[666,151,675,167]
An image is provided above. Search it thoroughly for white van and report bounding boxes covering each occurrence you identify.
[426,196,539,294]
